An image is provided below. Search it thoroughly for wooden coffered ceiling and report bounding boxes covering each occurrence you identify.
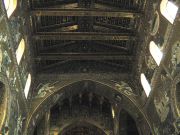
[27,0,147,86]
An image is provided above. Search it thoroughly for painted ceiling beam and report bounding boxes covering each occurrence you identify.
[31,9,140,18]
[37,73,131,81]
[33,32,136,41]
[38,22,76,32]
[35,53,134,61]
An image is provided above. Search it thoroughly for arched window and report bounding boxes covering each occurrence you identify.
[141,73,151,97]
[16,39,25,65]
[111,107,115,118]
[24,74,31,98]
[3,0,17,18]
[160,0,178,24]
[151,11,160,35]
[149,41,163,66]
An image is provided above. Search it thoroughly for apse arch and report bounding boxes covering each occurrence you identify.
[59,121,107,135]
[25,79,154,135]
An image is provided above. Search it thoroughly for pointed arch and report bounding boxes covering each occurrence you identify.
[24,74,31,98]
[140,73,151,97]
[60,121,107,135]
[149,41,163,66]
[16,39,25,65]
[160,0,178,24]
[24,79,154,135]
[3,0,17,18]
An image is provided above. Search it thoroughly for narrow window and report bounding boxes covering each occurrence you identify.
[149,41,163,66]
[141,73,151,97]
[111,107,115,119]
[3,0,17,18]
[24,74,31,98]
[151,11,160,35]
[16,39,25,65]
[160,0,178,24]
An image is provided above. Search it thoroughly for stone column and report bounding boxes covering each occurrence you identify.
[119,110,127,135]
[44,109,51,135]
[113,103,121,135]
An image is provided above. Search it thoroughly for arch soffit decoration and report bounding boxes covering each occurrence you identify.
[171,41,180,118]
[25,79,154,135]
[59,121,108,135]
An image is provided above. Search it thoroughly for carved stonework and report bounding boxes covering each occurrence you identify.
[174,118,180,133]
[115,81,136,96]
[0,47,2,72]
[153,124,160,135]
[3,50,11,78]
[150,11,159,36]
[154,91,170,122]
[0,74,11,134]
[171,74,180,119]
[14,115,24,135]
[0,33,7,43]
[36,83,55,98]
[171,42,180,72]
[145,55,157,70]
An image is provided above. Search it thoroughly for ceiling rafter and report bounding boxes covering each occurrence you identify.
[92,41,129,51]
[31,9,141,18]
[37,73,130,81]
[27,0,145,76]
[94,22,134,31]
[38,22,76,32]
[33,32,136,41]
[39,41,76,52]
[35,53,134,61]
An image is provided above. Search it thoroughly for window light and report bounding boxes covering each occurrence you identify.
[160,0,178,24]
[112,107,115,119]
[16,39,25,65]
[149,41,163,66]
[141,73,151,97]
[3,0,17,18]
[24,74,31,98]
